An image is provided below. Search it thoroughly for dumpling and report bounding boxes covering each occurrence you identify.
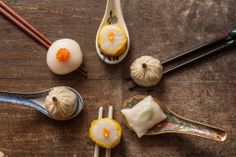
[89,118,122,148]
[47,38,83,75]
[98,25,127,57]
[45,86,77,120]
[130,56,163,87]
[121,95,167,137]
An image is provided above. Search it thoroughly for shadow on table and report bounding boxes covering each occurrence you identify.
[138,134,219,157]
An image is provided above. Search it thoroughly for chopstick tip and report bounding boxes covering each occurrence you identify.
[99,106,103,110]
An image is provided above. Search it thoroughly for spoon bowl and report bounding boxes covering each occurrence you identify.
[0,86,84,121]
[121,95,227,141]
[96,0,130,64]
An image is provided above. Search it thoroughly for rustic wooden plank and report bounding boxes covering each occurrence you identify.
[0,0,235,156]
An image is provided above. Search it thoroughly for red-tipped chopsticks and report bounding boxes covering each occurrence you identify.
[0,1,87,77]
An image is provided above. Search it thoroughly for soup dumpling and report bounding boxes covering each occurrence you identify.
[45,86,77,120]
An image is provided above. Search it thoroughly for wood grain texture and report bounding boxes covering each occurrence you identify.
[0,0,235,156]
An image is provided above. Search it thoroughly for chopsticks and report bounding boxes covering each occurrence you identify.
[105,106,113,157]
[162,30,236,74]
[128,29,236,91]
[94,106,113,157]
[0,2,51,48]
[94,106,103,157]
[0,1,87,77]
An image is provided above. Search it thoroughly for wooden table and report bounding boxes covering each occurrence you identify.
[0,0,235,156]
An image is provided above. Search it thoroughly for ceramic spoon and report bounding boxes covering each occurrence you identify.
[0,86,84,121]
[95,0,130,64]
[121,95,227,141]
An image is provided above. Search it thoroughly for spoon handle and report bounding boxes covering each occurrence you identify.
[105,0,124,24]
[0,92,48,115]
[158,113,227,141]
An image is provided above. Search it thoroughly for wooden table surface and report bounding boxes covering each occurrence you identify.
[0,0,235,156]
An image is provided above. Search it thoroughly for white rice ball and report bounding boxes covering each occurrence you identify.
[47,38,83,75]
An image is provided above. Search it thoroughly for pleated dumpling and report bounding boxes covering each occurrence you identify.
[45,86,77,120]
[130,56,163,87]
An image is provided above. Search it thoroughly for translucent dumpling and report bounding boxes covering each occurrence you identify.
[121,95,166,137]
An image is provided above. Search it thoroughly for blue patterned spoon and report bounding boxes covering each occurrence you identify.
[0,86,84,120]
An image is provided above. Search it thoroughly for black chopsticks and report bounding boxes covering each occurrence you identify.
[128,29,236,91]
[163,30,236,75]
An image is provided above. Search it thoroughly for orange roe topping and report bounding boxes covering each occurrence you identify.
[56,48,71,62]
[108,32,115,42]
[102,128,110,138]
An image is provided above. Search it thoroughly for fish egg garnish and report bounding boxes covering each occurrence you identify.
[56,48,71,62]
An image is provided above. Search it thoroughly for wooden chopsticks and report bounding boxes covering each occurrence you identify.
[128,29,236,91]
[0,1,52,48]
[94,106,103,157]
[105,106,113,157]
[0,1,87,77]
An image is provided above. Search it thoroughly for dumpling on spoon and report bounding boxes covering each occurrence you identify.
[45,86,78,120]
[121,95,167,137]
[47,38,83,75]
[98,25,127,57]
